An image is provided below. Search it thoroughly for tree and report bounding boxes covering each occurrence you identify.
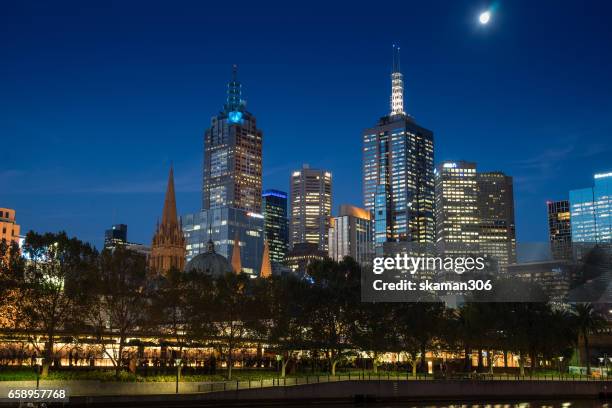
[0,239,25,329]
[351,302,396,373]
[86,246,148,377]
[19,231,97,376]
[209,272,257,380]
[263,275,311,377]
[307,257,360,375]
[573,303,605,375]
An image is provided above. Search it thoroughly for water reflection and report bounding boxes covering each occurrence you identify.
[347,402,609,408]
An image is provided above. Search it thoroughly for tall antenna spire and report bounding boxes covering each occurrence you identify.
[225,64,243,113]
[390,44,405,116]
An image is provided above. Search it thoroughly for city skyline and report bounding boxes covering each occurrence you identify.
[2,1,612,249]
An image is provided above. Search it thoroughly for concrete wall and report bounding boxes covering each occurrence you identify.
[1,379,610,404]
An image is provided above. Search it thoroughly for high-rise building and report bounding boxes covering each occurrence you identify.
[202,65,263,213]
[183,66,265,276]
[150,166,186,274]
[477,172,516,269]
[262,190,288,263]
[435,161,480,252]
[104,224,127,249]
[570,171,612,245]
[0,208,20,256]
[289,164,332,251]
[363,46,435,252]
[547,200,573,260]
[329,205,373,266]
[182,208,264,276]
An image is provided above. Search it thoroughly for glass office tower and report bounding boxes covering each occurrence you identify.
[570,171,612,244]
[262,189,289,263]
[362,46,435,253]
[547,200,573,260]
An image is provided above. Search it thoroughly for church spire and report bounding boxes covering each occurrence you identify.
[150,165,186,275]
[231,232,242,274]
[161,165,178,227]
[260,240,272,278]
[390,44,405,116]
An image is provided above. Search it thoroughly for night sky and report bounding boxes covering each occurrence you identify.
[2,0,611,250]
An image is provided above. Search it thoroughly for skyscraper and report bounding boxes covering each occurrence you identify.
[570,171,612,244]
[329,205,373,266]
[150,166,186,274]
[477,172,516,269]
[435,161,480,251]
[262,190,288,263]
[547,200,573,260]
[183,66,264,276]
[363,46,435,251]
[202,65,263,213]
[289,164,332,251]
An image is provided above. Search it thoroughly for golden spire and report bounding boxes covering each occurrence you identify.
[260,240,272,278]
[231,232,242,274]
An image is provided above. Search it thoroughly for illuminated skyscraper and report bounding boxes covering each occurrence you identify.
[262,190,288,263]
[477,172,516,269]
[362,46,435,252]
[104,224,127,249]
[547,200,573,260]
[570,171,612,244]
[290,164,332,251]
[435,161,480,250]
[183,66,265,276]
[202,65,263,213]
[329,205,373,266]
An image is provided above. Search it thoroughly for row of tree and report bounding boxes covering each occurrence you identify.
[0,232,607,379]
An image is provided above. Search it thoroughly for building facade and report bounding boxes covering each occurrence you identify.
[262,190,288,264]
[0,208,20,258]
[329,205,373,266]
[289,164,332,251]
[202,65,263,214]
[104,224,128,249]
[362,47,435,252]
[547,200,573,261]
[434,161,480,254]
[285,242,328,274]
[150,167,186,274]
[570,171,612,245]
[477,172,516,269]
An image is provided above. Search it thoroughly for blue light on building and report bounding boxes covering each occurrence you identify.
[570,171,612,244]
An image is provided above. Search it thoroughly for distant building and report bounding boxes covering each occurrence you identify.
[570,171,612,245]
[104,224,128,249]
[477,172,516,270]
[289,164,332,251]
[262,190,288,263]
[507,260,574,302]
[547,200,573,260]
[285,242,327,274]
[329,205,373,266]
[0,208,20,258]
[362,46,435,253]
[182,208,264,276]
[150,166,186,274]
[435,161,480,255]
[104,224,151,257]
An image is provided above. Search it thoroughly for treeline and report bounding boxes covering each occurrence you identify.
[0,232,606,379]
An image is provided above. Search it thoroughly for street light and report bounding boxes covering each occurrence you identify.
[175,358,182,394]
[558,356,564,376]
[35,357,43,389]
